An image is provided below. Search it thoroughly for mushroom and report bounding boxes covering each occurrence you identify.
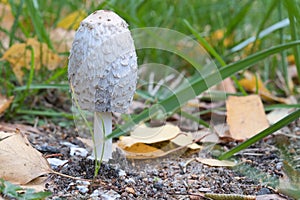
[68,10,138,161]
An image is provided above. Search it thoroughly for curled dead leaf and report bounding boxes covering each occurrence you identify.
[118,123,202,159]
[239,71,289,103]
[0,130,52,184]
[196,158,236,167]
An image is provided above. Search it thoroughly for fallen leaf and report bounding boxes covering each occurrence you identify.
[121,146,165,159]
[171,133,201,150]
[196,158,236,167]
[206,29,234,47]
[267,108,295,125]
[118,123,202,159]
[239,71,288,103]
[0,122,41,134]
[119,123,181,148]
[287,54,295,65]
[21,177,47,192]
[1,38,62,84]
[122,142,160,153]
[191,128,220,143]
[0,94,13,115]
[226,95,269,140]
[0,130,52,184]
[57,10,86,30]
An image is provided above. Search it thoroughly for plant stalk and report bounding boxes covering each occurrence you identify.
[93,112,112,161]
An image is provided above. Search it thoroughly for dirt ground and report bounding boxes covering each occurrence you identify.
[17,118,299,200]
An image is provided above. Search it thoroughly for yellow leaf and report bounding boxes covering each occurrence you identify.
[239,71,288,103]
[226,95,269,141]
[1,38,62,84]
[206,29,234,48]
[123,143,159,153]
[287,54,294,65]
[117,123,202,159]
[119,123,181,148]
[57,10,86,30]
[0,94,13,115]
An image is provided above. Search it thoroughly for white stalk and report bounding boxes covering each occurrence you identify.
[92,112,112,161]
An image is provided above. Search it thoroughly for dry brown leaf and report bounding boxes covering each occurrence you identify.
[0,122,41,134]
[57,10,86,30]
[119,123,181,148]
[196,158,236,167]
[216,77,237,93]
[21,177,47,192]
[0,130,52,184]
[118,123,202,159]
[0,94,13,115]
[239,71,288,103]
[1,38,62,84]
[226,95,269,141]
[267,108,295,125]
[171,133,201,150]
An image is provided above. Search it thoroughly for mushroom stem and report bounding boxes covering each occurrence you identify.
[93,112,112,161]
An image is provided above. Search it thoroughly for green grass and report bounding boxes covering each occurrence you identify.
[0,0,299,147]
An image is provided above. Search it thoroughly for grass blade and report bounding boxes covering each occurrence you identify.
[107,40,300,139]
[24,0,53,49]
[284,0,300,83]
[17,109,74,119]
[219,109,300,160]
[14,84,69,91]
[184,20,247,95]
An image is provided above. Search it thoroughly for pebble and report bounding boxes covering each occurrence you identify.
[35,144,60,153]
[125,177,136,184]
[76,185,89,194]
[47,158,68,168]
[70,146,88,157]
[75,180,90,194]
[125,187,135,194]
[118,169,126,177]
[276,162,283,170]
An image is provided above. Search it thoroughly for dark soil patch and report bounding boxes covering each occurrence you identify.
[17,119,298,199]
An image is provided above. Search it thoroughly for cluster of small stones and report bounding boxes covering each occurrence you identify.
[68,10,138,113]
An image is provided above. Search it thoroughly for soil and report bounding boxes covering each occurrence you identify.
[18,118,300,200]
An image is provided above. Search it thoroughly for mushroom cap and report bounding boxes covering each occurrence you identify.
[68,10,138,113]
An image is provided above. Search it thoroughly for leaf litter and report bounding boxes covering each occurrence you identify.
[0,130,51,185]
[0,116,299,199]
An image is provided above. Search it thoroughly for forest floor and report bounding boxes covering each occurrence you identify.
[15,118,299,200]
